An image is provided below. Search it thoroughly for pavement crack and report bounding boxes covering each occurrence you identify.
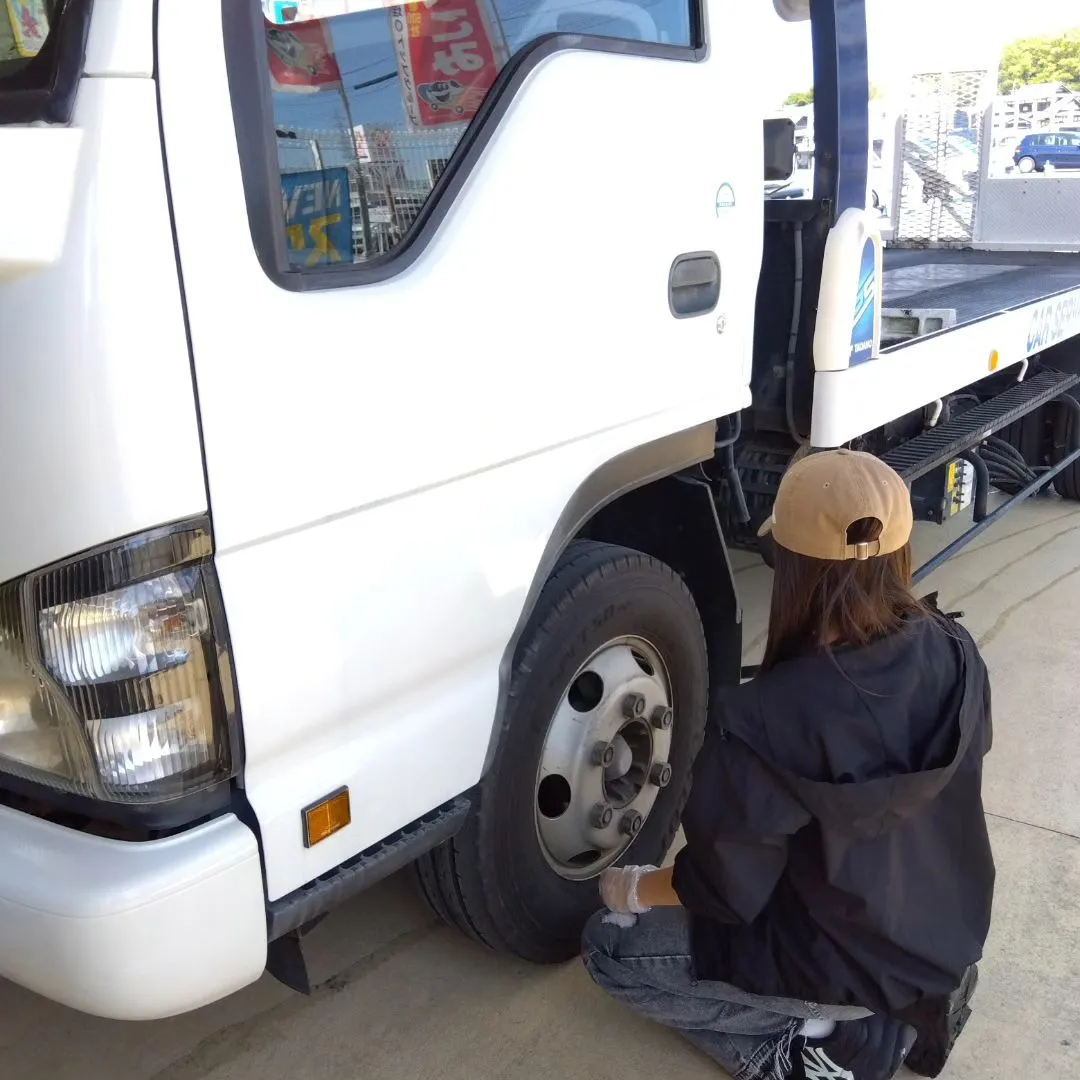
[939,521,1080,612]
[976,559,1080,649]
[986,811,1080,844]
[940,505,1080,566]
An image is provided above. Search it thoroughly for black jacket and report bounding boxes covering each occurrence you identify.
[672,614,994,1017]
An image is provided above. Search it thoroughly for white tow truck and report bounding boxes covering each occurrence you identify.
[1,0,1079,1020]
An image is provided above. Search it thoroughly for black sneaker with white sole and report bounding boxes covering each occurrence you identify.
[793,1014,918,1080]
[904,964,979,1077]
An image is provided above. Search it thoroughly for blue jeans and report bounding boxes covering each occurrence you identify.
[582,908,870,1080]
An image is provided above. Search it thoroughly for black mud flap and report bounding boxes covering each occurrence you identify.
[265,915,328,995]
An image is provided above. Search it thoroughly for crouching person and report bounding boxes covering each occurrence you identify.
[582,451,994,1080]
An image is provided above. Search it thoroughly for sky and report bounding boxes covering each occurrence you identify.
[764,0,1078,100]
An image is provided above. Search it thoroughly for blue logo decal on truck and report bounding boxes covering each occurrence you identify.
[850,237,876,365]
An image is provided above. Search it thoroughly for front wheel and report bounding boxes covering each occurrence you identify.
[414,541,710,962]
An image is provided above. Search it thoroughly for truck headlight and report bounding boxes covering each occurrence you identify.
[0,521,237,803]
[39,572,209,686]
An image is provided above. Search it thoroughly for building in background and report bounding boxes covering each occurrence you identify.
[986,83,1080,170]
[991,83,1080,134]
[275,122,467,258]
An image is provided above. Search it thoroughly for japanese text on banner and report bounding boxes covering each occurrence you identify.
[388,0,506,129]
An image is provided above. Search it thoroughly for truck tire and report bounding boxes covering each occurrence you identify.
[414,540,709,963]
[1054,460,1080,501]
[1053,406,1080,501]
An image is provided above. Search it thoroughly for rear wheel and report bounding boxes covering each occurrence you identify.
[1054,464,1080,501]
[1054,436,1080,502]
[414,540,710,962]
[1049,402,1080,501]
[1017,156,1036,174]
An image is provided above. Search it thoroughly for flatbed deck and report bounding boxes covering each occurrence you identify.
[813,248,1080,447]
[882,249,1080,331]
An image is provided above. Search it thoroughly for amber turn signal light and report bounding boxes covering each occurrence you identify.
[302,787,351,848]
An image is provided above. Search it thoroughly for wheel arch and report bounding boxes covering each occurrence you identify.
[481,421,742,774]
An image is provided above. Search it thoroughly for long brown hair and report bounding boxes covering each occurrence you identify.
[759,517,930,675]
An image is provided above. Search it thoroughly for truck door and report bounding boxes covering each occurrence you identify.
[157,0,764,902]
[1064,134,1080,170]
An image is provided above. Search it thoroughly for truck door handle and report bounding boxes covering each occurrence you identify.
[668,251,721,318]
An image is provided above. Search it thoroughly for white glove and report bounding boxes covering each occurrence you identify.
[599,864,657,915]
[601,911,639,928]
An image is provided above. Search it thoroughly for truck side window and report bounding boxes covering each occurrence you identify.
[258,0,694,270]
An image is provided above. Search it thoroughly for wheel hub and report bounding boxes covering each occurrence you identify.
[604,733,634,781]
[534,636,673,880]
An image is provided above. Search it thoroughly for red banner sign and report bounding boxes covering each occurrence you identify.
[265,17,343,93]
[389,1,503,128]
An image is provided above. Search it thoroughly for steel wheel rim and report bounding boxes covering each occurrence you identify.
[534,635,673,881]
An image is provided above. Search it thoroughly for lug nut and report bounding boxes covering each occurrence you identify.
[590,741,616,768]
[589,802,614,829]
[650,705,673,730]
[622,692,646,719]
[649,761,673,788]
[619,809,644,837]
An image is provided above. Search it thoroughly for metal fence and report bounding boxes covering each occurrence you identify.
[888,71,1080,253]
[891,70,992,249]
[277,125,465,261]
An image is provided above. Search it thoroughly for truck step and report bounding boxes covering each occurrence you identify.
[882,370,1080,483]
[266,796,471,941]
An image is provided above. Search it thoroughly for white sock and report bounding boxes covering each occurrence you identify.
[800,1018,837,1040]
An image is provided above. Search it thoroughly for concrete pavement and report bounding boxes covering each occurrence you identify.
[4,499,1080,1080]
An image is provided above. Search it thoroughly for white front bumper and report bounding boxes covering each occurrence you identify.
[0,803,268,1019]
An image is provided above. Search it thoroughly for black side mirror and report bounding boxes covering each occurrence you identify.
[764,118,797,182]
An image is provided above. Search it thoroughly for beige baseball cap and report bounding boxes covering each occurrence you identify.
[758,449,913,561]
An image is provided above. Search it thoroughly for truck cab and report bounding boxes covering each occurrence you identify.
[0,0,785,1018]
[3,0,1080,1022]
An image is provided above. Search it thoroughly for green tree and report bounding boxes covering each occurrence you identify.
[998,29,1080,94]
[784,83,882,107]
